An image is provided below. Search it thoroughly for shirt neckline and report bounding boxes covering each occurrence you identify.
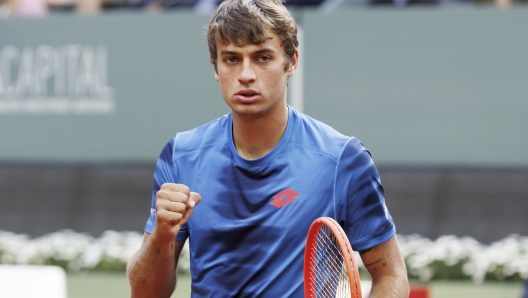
[228,105,295,169]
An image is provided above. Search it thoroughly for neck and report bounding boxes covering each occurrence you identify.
[232,104,288,160]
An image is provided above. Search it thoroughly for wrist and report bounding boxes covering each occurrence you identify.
[149,229,179,251]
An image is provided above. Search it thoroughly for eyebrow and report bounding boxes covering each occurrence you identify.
[219,48,276,56]
[253,48,275,55]
[219,50,239,56]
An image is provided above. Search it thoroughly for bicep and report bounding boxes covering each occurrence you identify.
[359,235,406,282]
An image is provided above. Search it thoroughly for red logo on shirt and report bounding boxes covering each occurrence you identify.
[269,188,299,208]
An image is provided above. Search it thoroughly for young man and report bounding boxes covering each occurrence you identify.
[127,0,410,297]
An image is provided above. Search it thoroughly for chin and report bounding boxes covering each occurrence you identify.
[230,104,268,117]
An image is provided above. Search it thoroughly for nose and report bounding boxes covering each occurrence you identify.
[238,60,256,85]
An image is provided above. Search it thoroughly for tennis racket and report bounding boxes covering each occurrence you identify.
[304,217,362,298]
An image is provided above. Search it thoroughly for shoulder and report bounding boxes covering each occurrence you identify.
[291,109,362,161]
[168,114,230,157]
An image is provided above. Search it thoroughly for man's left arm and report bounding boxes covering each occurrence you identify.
[359,235,409,298]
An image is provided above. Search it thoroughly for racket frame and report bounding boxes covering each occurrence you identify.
[303,217,362,298]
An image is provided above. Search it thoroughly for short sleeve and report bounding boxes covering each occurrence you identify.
[144,139,189,242]
[335,138,395,251]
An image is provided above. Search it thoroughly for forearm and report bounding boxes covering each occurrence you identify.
[369,275,409,298]
[127,235,178,298]
[361,236,410,298]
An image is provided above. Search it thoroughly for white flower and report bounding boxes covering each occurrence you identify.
[1,230,527,281]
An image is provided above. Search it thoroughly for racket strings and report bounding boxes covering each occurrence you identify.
[309,225,351,298]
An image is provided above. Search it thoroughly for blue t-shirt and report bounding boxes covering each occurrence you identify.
[145,106,395,297]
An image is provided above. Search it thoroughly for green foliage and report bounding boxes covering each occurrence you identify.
[91,260,128,272]
[426,260,471,281]
[485,267,523,282]
[43,257,73,269]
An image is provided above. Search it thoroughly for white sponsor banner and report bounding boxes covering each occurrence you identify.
[0,44,116,114]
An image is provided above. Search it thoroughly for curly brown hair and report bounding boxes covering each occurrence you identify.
[207,0,299,72]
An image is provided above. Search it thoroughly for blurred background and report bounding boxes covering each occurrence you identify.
[0,0,527,297]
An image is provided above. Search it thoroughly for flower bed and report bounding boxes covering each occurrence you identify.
[397,234,528,283]
[1,230,526,283]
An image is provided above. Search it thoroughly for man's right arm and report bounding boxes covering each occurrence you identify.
[127,233,185,298]
[127,183,201,298]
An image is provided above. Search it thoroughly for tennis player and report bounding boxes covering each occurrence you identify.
[127,0,409,296]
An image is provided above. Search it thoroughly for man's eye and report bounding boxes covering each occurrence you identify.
[225,57,237,63]
[259,56,271,62]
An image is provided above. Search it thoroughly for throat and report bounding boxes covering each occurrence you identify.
[232,122,286,160]
[231,104,289,160]
[236,145,273,160]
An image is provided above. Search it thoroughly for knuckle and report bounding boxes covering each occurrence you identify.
[155,208,167,220]
[156,189,168,200]
[174,213,183,221]
[172,202,185,213]
[174,192,187,201]
[177,184,191,195]
[155,200,165,210]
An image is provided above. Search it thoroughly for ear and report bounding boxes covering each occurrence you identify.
[286,49,299,78]
[214,70,219,82]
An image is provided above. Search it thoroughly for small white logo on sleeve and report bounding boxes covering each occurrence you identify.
[150,208,156,214]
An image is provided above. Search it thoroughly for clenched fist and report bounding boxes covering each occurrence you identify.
[153,183,201,242]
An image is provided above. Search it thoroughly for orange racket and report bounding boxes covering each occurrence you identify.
[304,217,362,298]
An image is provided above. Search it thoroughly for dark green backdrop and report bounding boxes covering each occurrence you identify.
[1,8,527,166]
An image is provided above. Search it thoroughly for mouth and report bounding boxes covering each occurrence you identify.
[236,89,259,96]
[235,89,260,102]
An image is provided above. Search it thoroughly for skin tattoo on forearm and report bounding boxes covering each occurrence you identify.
[360,249,389,270]
[364,258,388,271]
[364,258,383,267]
